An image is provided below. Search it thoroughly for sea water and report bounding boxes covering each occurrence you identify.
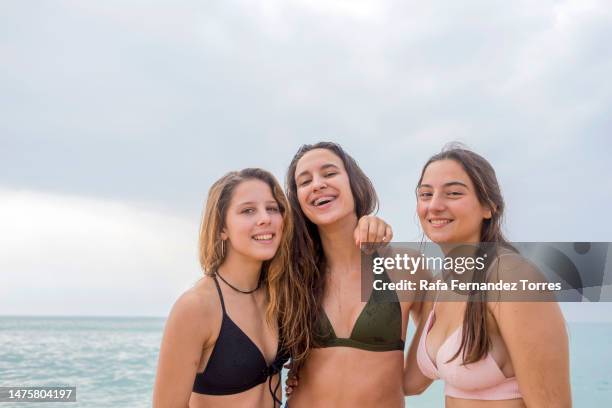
[0,317,610,407]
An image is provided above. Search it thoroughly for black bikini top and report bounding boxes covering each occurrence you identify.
[192,276,289,406]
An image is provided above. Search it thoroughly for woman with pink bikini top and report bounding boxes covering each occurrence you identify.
[403,145,571,407]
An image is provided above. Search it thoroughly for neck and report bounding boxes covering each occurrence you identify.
[439,240,482,282]
[439,236,481,257]
[217,250,263,291]
[318,213,361,274]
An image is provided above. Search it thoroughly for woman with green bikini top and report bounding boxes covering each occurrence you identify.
[314,266,405,352]
[278,142,427,408]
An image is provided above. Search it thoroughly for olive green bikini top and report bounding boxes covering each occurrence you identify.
[314,270,405,352]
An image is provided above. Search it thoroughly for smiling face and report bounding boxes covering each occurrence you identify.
[221,179,283,262]
[417,159,492,244]
[294,148,356,227]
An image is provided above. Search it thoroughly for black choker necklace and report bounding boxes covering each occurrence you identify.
[216,271,261,294]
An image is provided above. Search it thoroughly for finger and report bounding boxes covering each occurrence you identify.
[367,218,379,244]
[363,219,376,253]
[357,216,370,247]
[385,225,393,242]
[375,221,386,244]
[369,221,385,252]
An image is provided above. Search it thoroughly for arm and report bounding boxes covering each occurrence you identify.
[490,300,571,407]
[488,254,571,407]
[403,301,434,395]
[372,241,434,395]
[409,300,424,326]
[153,291,212,408]
[407,262,434,326]
[354,218,434,395]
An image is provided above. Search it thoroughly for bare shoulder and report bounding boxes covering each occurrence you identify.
[486,248,561,316]
[385,245,433,287]
[376,243,421,259]
[167,276,222,342]
[486,248,543,284]
[374,245,431,306]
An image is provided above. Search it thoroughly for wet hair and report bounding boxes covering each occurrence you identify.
[282,142,378,371]
[417,143,514,365]
[199,168,293,324]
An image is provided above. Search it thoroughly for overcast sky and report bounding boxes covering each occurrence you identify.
[1,0,611,319]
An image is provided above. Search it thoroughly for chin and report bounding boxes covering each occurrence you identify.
[311,216,339,226]
[253,247,281,261]
[310,210,352,227]
[426,232,452,244]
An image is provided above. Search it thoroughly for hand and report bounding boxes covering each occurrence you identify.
[284,362,299,397]
[354,215,393,254]
[284,373,298,397]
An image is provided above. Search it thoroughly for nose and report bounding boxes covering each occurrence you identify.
[312,174,327,191]
[428,192,446,212]
[257,208,272,225]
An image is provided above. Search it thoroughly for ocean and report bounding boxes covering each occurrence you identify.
[0,316,610,407]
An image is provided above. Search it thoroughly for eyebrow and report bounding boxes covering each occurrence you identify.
[418,181,469,189]
[236,200,279,207]
[295,163,340,180]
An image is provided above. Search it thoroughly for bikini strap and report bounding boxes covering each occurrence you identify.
[211,274,227,314]
[267,368,283,407]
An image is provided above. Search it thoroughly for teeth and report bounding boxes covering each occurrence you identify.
[430,219,451,225]
[253,234,273,241]
[314,196,334,206]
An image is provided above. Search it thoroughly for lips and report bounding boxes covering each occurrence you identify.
[252,233,275,241]
[429,218,453,227]
[311,195,336,207]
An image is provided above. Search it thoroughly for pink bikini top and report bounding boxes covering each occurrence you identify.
[416,308,522,400]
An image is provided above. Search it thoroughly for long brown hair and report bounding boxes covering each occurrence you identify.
[417,143,513,364]
[198,168,293,325]
[283,142,378,371]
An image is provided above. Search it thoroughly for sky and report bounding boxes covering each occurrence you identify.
[1,0,611,319]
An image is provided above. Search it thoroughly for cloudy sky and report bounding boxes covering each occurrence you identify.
[1,0,611,318]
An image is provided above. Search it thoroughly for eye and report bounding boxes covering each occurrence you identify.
[241,208,255,214]
[418,191,433,198]
[299,179,311,187]
[324,172,337,178]
[267,206,280,213]
[447,191,463,197]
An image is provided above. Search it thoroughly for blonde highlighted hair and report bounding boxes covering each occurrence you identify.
[198,168,293,325]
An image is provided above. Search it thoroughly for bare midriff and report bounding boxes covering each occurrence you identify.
[288,347,404,408]
[188,374,281,408]
[446,396,526,408]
